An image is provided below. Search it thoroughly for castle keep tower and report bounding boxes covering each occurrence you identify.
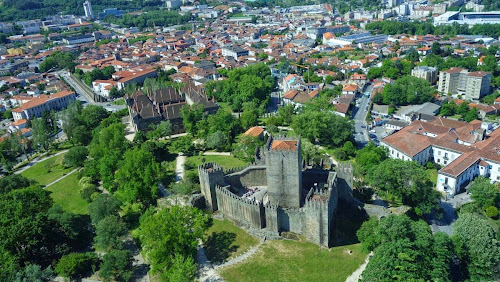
[265,136,303,209]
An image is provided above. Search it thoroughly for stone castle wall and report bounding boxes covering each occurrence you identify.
[215,185,265,229]
[224,166,267,189]
[199,163,225,211]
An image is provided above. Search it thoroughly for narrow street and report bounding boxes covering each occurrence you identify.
[352,85,372,148]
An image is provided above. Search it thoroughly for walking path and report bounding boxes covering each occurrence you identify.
[197,239,265,281]
[345,252,373,282]
[15,149,69,174]
[203,152,231,156]
[175,154,186,182]
[43,168,79,188]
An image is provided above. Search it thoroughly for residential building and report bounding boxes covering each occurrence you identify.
[438,68,491,99]
[83,0,94,19]
[63,34,95,45]
[11,91,76,121]
[381,117,500,196]
[99,8,125,19]
[221,46,249,60]
[411,66,437,84]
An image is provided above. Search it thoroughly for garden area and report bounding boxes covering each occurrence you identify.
[219,239,367,281]
[184,155,247,175]
[46,172,89,215]
[204,219,260,263]
[20,153,74,186]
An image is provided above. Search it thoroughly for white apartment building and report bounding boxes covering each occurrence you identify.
[438,67,491,99]
[411,66,437,84]
[11,91,76,121]
[381,117,500,196]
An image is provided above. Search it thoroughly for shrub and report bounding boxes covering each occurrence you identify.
[485,206,498,218]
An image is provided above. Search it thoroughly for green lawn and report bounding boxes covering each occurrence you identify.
[111,98,126,105]
[219,240,367,282]
[204,219,260,263]
[185,155,247,171]
[46,172,89,215]
[427,169,438,186]
[21,153,73,186]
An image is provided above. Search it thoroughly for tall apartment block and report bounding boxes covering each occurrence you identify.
[438,67,491,100]
[411,66,438,84]
[83,1,94,19]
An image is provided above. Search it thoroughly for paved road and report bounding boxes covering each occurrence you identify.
[345,252,373,282]
[352,85,372,148]
[57,70,126,112]
[175,154,186,182]
[14,149,69,174]
[427,193,472,236]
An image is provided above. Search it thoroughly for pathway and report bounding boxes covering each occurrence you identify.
[43,168,79,188]
[203,152,231,156]
[175,154,186,182]
[345,252,373,282]
[197,239,265,282]
[14,149,69,174]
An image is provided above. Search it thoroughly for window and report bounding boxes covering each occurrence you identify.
[438,151,441,156]
[444,160,447,165]
[445,152,448,158]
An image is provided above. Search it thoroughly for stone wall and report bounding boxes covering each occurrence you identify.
[224,166,267,189]
[198,163,225,211]
[215,185,265,229]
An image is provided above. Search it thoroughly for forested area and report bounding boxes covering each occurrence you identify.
[0,0,163,21]
[372,75,436,106]
[204,63,275,112]
[103,11,192,30]
[366,21,500,37]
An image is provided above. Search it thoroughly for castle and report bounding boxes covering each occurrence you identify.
[198,135,339,247]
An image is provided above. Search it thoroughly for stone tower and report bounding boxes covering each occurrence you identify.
[198,163,225,211]
[265,135,303,208]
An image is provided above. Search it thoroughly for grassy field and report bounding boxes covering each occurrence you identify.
[217,102,234,114]
[185,155,247,172]
[219,240,367,282]
[46,172,89,215]
[21,153,73,186]
[427,169,438,186]
[204,219,260,263]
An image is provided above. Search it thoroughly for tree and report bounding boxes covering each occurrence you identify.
[94,216,128,251]
[0,174,32,193]
[360,215,449,281]
[14,264,54,282]
[138,206,209,274]
[468,176,500,209]
[109,87,120,98]
[431,232,454,281]
[291,101,353,147]
[31,118,51,150]
[206,131,229,152]
[240,102,260,129]
[232,135,262,163]
[115,147,161,205]
[464,108,479,122]
[63,146,88,167]
[54,252,98,279]
[379,76,435,106]
[367,159,440,214]
[457,101,470,116]
[149,121,172,140]
[3,109,12,119]
[163,254,197,282]
[99,250,133,282]
[439,100,456,116]
[181,104,204,136]
[453,213,500,281]
[354,143,388,177]
[88,194,121,225]
[277,104,295,125]
[431,41,441,55]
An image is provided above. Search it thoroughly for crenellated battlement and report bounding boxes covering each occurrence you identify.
[198,162,224,175]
